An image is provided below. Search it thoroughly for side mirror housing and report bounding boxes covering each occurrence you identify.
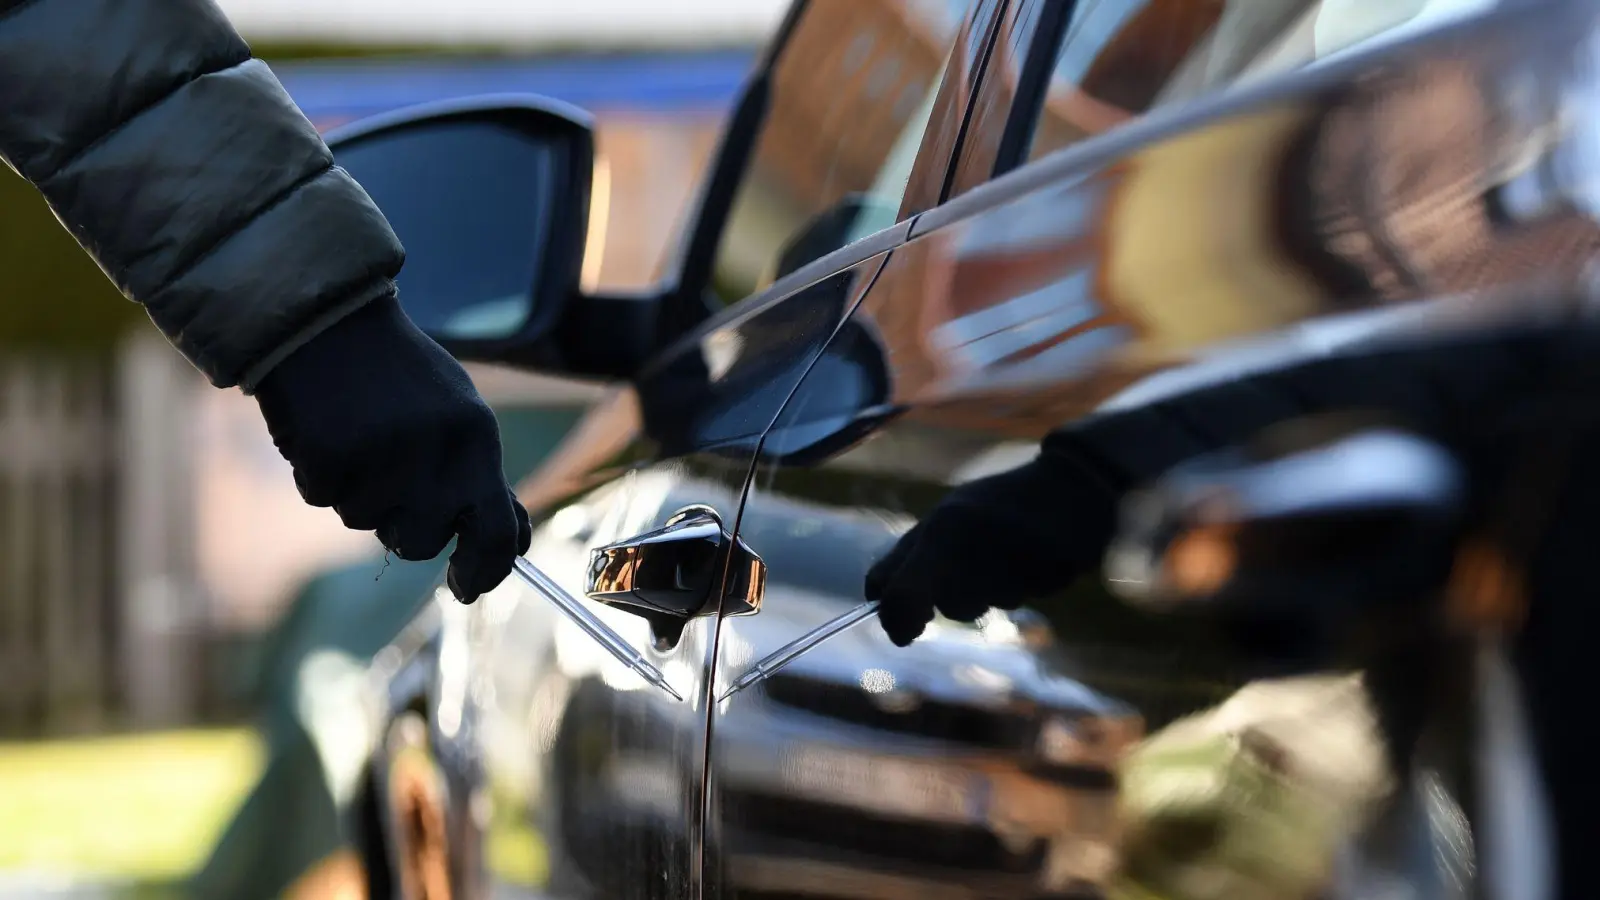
[326,96,652,377]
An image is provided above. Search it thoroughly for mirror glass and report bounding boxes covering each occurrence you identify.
[334,119,558,341]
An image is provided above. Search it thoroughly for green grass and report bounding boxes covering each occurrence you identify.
[0,729,264,884]
[486,814,549,889]
[483,776,550,889]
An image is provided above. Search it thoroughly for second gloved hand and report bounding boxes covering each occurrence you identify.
[254,294,532,602]
[865,446,1124,646]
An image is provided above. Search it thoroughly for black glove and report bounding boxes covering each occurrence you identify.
[255,294,532,602]
[865,446,1123,646]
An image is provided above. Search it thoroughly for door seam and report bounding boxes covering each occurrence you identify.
[939,0,1012,204]
[691,247,893,899]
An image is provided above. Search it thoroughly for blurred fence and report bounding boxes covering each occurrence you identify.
[0,331,202,739]
[0,352,117,735]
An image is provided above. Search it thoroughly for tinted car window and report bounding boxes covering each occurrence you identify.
[1025,0,1490,162]
[708,0,978,306]
[738,495,908,601]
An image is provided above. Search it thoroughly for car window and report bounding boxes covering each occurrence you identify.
[1023,0,1495,163]
[708,0,980,307]
[737,497,906,602]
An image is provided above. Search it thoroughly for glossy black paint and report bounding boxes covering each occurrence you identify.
[351,1,1600,897]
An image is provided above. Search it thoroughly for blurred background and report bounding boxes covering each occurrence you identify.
[0,1,781,894]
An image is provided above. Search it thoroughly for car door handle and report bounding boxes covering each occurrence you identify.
[586,506,766,620]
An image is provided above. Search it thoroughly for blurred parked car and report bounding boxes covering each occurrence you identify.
[312,0,1591,897]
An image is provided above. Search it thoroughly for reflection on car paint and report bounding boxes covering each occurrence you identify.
[718,600,882,700]
[353,0,1600,897]
[510,556,684,701]
[706,3,1596,899]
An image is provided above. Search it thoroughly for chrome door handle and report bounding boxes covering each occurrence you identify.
[587,506,766,620]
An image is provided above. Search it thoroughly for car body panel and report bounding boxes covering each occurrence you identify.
[707,0,1594,898]
[463,251,890,897]
[346,0,1600,897]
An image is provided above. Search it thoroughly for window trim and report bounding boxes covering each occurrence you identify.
[900,0,1013,219]
[934,0,1012,204]
[992,0,1080,177]
[941,0,1083,194]
[686,0,1004,316]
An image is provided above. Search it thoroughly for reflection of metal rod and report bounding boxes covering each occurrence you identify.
[1476,635,1553,900]
[512,557,684,701]
[719,601,880,701]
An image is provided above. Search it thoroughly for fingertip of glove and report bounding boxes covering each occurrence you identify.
[446,568,478,605]
[883,622,923,647]
[512,495,533,556]
[877,602,930,647]
[448,555,516,604]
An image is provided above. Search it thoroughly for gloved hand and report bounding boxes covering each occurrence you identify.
[254,294,532,602]
[863,374,1331,646]
[865,447,1123,646]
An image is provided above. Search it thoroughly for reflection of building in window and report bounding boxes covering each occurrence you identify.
[1031,0,1227,159]
[761,0,957,209]
[881,101,1334,437]
[715,0,970,300]
[1292,59,1600,306]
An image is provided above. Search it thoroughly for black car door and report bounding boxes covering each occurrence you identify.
[707,1,1547,898]
[468,2,999,898]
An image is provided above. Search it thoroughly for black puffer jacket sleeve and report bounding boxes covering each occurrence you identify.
[0,0,404,392]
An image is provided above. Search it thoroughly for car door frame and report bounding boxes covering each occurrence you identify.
[635,0,1011,359]
[504,0,1016,681]
[549,1,1019,894]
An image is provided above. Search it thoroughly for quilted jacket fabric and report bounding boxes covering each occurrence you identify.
[0,0,404,391]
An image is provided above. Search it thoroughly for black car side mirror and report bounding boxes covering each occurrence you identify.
[325,96,655,379]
